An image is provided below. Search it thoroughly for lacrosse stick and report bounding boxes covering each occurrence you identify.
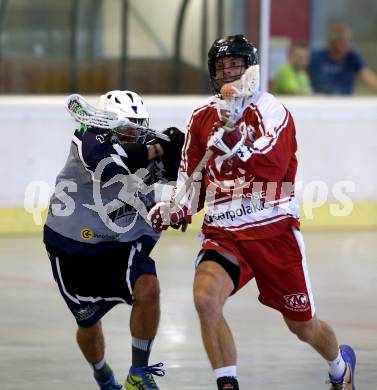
[171,127,225,207]
[220,64,260,100]
[171,65,260,207]
[65,94,170,142]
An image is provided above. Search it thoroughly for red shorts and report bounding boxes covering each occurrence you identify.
[198,227,315,321]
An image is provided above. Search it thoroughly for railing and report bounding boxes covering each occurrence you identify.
[0,0,227,94]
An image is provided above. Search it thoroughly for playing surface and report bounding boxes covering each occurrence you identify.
[1,231,376,389]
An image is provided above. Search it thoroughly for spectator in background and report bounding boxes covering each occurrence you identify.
[273,44,311,95]
[308,23,377,95]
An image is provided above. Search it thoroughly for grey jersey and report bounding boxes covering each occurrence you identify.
[45,127,163,249]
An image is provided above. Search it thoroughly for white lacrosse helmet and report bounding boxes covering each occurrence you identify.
[98,90,150,143]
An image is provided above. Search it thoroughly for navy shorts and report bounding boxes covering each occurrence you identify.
[46,236,157,327]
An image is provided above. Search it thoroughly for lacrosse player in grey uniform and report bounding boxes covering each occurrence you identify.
[44,90,184,390]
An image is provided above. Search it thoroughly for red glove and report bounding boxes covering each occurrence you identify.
[222,127,245,149]
[147,202,192,232]
[207,122,246,159]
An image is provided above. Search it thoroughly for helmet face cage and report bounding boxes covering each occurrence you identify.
[113,118,150,144]
[208,34,259,94]
[99,90,150,144]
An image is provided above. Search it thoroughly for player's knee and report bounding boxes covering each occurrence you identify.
[133,275,160,306]
[193,287,220,316]
[286,319,315,343]
[77,322,102,343]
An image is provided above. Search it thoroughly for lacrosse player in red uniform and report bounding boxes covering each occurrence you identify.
[148,35,356,390]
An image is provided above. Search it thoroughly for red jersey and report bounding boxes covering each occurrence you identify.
[179,91,300,240]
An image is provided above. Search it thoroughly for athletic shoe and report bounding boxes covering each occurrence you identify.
[328,345,356,389]
[217,376,239,390]
[94,368,122,389]
[124,362,165,390]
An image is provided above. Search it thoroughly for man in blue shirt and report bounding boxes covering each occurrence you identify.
[308,24,377,95]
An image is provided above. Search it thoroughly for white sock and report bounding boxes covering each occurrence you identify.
[327,349,346,379]
[214,366,237,379]
[93,357,106,370]
[92,357,112,382]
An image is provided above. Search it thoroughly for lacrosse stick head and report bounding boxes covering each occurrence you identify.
[98,90,150,144]
[214,63,259,129]
[220,64,260,100]
[208,34,258,95]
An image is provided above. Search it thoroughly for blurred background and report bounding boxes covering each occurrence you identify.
[1,0,377,94]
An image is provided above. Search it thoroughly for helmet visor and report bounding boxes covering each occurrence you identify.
[113,118,149,144]
[212,57,246,94]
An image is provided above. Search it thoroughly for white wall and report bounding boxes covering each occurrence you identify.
[0,96,376,206]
